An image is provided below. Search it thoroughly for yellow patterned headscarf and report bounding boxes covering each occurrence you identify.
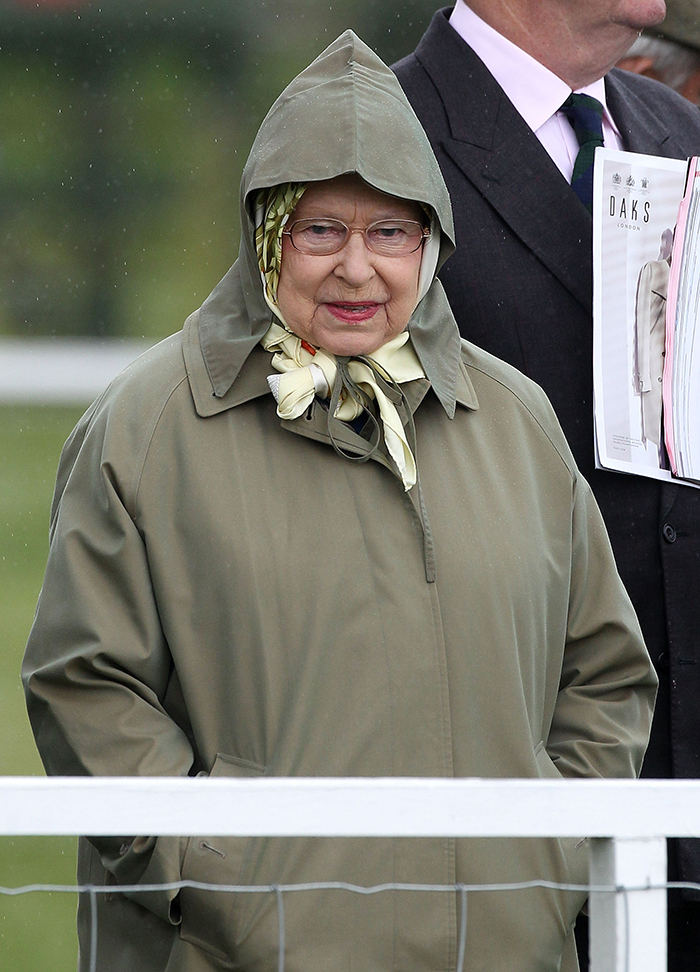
[254,182,307,311]
[255,180,428,494]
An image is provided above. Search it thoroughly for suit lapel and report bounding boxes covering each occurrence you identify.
[606,69,687,159]
[413,10,593,311]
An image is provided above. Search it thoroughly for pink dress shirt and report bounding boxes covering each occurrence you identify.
[449,1,622,182]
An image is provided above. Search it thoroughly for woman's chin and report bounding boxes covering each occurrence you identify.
[308,314,400,357]
[319,330,386,357]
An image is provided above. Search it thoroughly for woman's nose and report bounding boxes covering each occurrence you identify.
[333,230,376,286]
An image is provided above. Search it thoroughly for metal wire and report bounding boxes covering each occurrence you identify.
[3,877,697,896]
[1,876,687,972]
[88,885,98,972]
[622,886,630,972]
[275,885,285,972]
[456,885,468,972]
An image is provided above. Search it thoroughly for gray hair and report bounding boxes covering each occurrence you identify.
[624,34,700,91]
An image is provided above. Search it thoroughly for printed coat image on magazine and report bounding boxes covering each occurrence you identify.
[592,147,698,485]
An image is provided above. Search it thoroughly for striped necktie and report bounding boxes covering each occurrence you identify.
[561,93,605,214]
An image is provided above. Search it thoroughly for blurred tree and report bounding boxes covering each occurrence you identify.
[0,0,438,339]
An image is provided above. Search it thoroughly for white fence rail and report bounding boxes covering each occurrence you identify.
[0,338,151,403]
[2,777,699,971]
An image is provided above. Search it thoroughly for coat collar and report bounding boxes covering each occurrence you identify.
[412,8,597,312]
[183,306,478,419]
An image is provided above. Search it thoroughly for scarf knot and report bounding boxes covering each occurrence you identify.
[261,322,425,490]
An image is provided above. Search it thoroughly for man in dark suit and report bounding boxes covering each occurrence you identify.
[394,3,700,969]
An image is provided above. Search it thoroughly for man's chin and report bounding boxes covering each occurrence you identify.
[620,0,666,30]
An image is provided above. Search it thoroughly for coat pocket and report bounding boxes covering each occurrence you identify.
[178,753,266,966]
[533,743,590,925]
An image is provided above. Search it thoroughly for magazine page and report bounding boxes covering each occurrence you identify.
[662,157,696,473]
[664,159,700,481]
[593,148,688,482]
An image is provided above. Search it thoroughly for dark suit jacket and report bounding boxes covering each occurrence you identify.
[394,7,700,887]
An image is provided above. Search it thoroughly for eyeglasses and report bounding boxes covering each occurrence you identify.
[282,218,431,257]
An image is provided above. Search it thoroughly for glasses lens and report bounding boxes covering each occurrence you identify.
[366,220,426,255]
[288,218,427,256]
[290,219,348,254]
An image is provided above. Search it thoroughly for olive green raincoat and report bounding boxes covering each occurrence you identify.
[23,31,656,972]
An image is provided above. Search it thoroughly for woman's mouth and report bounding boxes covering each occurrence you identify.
[325,302,381,323]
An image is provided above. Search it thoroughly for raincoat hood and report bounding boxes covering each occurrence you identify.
[192,30,463,417]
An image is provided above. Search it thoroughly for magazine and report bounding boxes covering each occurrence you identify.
[592,148,695,484]
[664,157,700,481]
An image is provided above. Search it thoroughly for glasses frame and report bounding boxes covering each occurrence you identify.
[282,217,431,257]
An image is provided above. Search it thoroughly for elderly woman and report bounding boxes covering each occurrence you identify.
[23,31,655,972]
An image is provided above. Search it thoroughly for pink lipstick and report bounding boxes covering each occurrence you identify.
[325,302,381,322]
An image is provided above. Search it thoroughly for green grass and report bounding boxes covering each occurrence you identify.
[0,837,80,970]
[1,405,86,971]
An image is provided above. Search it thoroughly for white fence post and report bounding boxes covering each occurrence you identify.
[2,777,699,968]
[589,836,667,972]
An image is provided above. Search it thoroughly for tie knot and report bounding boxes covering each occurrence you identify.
[560,94,604,214]
[561,93,604,148]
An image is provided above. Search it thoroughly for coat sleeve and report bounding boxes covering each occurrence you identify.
[634,262,653,394]
[546,470,658,780]
[22,397,192,925]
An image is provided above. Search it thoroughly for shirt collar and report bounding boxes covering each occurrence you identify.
[448,1,620,137]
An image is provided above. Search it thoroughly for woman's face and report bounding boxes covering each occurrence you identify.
[276,175,425,357]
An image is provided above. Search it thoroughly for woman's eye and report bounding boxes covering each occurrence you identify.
[308,224,338,237]
[295,222,345,246]
[370,224,407,242]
